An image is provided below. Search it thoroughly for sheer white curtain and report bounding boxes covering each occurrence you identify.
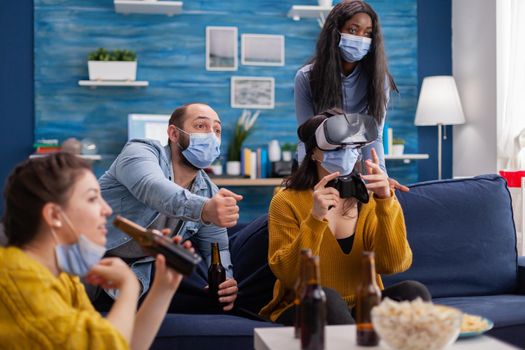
[498,0,525,170]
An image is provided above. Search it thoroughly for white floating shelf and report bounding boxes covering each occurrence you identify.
[114,0,183,16]
[78,80,149,88]
[30,154,102,161]
[385,154,429,164]
[287,5,333,21]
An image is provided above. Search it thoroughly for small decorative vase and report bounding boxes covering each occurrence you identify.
[282,151,293,162]
[226,161,241,176]
[391,144,405,156]
[268,140,281,162]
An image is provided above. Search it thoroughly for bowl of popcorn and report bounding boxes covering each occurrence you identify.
[371,298,462,350]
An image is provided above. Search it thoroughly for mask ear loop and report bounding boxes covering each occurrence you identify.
[57,210,81,243]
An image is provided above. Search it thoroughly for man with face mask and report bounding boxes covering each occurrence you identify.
[96,103,241,313]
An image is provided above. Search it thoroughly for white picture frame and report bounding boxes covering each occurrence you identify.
[241,34,285,66]
[206,26,238,71]
[231,76,275,109]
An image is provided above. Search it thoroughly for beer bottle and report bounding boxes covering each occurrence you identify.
[300,255,326,350]
[294,248,313,339]
[355,251,382,346]
[208,242,226,305]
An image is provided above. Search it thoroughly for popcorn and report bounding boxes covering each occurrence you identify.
[371,298,462,350]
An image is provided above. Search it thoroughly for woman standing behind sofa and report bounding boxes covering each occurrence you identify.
[260,114,430,324]
[0,153,190,349]
[295,0,408,191]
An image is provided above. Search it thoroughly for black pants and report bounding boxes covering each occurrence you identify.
[276,280,431,326]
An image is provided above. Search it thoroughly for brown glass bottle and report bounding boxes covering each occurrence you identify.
[208,242,226,305]
[294,248,313,339]
[355,251,382,346]
[300,255,326,350]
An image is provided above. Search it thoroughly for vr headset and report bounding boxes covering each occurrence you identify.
[315,113,378,203]
[315,113,378,151]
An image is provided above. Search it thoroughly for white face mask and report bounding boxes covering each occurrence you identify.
[320,147,360,175]
[339,33,372,62]
[52,211,106,277]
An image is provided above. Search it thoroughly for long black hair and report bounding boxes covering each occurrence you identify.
[308,0,397,125]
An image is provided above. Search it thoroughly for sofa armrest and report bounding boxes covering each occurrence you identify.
[518,257,525,294]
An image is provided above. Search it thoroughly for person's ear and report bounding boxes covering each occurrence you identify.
[311,148,323,162]
[42,203,62,229]
[167,124,180,145]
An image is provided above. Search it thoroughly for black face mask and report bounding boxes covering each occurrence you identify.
[326,172,369,203]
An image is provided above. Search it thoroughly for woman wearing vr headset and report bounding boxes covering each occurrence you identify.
[294,0,408,191]
[0,153,191,349]
[260,114,430,325]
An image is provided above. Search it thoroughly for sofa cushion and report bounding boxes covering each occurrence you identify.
[434,295,525,328]
[383,175,518,298]
[229,214,276,314]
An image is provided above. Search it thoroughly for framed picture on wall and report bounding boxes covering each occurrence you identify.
[231,76,275,109]
[241,34,285,66]
[206,26,238,71]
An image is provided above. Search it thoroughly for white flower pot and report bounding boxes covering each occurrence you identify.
[282,151,292,162]
[226,161,241,176]
[88,61,137,81]
[318,0,333,7]
[391,144,405,156]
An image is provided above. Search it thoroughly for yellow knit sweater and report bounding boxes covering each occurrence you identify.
[0,246,129,350]
[260,189,412,322]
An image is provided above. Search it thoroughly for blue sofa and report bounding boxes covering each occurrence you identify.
[152,174,525,349]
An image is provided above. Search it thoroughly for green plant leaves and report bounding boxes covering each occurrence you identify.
[87,48,137,61]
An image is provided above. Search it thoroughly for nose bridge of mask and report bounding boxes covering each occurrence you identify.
[340,32,372,45]
[177,127,220,144]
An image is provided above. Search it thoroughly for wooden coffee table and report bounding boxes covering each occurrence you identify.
[254,325,518,350]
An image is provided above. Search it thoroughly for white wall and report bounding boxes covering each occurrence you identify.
[452,0,498,177]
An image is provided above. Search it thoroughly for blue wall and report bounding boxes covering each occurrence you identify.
[417,0,452,181]
[34,0,419,222]
[0,1,35,214]
[0,0,452,220]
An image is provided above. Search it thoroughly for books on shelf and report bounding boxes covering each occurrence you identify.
[382,124,394,155]
[241,146,271,179]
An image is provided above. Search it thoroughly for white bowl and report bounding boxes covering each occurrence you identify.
[371,299,462,350]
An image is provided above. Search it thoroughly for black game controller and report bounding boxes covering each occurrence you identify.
[326,173,369,203]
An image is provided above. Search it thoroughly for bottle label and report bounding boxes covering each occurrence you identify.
[357,323,374,331]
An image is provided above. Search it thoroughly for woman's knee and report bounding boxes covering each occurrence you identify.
[386,280,431,302]
[322,287,354,325]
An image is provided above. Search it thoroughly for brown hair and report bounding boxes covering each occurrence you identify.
[3,153,91,247]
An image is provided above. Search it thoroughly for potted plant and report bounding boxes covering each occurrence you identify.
[281,143,297,162]
[226,110,259,176]
[87,48,137,81]
[392,138,405,155]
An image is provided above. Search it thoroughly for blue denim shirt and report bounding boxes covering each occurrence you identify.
[99,139,233,298]
[294,63,388,174]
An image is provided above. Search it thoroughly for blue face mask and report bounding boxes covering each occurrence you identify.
[339,33,372,63]
[53,213,106,277]
[177,128,221,169]
[321,147,360,175]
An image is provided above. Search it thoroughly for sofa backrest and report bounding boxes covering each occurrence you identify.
[382,174,518,298]
[229,214,276,314]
